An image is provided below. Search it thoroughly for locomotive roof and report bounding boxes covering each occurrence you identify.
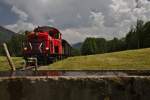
[34,26,61,34]
[62,39,72,48]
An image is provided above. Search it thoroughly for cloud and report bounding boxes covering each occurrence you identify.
[4,5,35,32]
[2,0,111,28]
[109,0,150,23]
[61,29,86,44]
[5,21,35,33]
[2,0,150,43]
[11,6,28,21]
[89,11,105,28]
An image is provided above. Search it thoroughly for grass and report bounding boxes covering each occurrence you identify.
[0,56,24,71]
[40,48,150,70]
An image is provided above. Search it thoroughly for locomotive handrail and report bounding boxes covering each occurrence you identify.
[39,43,43,53]
[29,42,32,50]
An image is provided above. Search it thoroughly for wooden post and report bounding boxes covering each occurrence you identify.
[3,43,16,71]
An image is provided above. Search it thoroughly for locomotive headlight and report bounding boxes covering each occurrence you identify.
[46,47,49,50]
[24,47,27,51]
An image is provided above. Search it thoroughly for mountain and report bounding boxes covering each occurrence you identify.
[0,26,16,43]
[72,42,82,49]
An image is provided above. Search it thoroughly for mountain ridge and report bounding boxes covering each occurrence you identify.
[0,26,16,43]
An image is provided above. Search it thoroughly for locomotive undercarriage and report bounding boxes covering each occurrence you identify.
[24,53,62,65]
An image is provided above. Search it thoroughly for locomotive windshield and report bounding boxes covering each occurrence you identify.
[34,26,61,39]
[34,26,50,32]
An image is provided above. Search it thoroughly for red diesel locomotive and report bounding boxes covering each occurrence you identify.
[23,26,72,64]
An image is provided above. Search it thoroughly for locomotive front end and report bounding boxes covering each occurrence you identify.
[23,31,50,64]
[23,26,63,65]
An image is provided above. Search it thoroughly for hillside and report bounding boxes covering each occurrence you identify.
[0,26,16,43]
[40,48,150,70]
[0,56,24,71]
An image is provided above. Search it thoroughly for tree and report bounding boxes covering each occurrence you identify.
[126,29,138,49]
[7,33,25,56]
[95,38,107,54]
[118,38,127,51]
[135,20,144,48]
[71,48,81,56]
[0,44,5,56]
[106,37,126,52]
[142,21,150,48]
[81,37,98,55]
[126,20,145,49]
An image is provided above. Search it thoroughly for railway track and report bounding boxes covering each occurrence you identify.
[0,70,150,77]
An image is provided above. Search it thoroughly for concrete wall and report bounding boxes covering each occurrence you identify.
[0,76,150,100]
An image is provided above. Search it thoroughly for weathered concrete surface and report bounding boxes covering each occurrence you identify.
[0,76,150,100]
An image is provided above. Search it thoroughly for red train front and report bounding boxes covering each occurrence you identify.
[23,26,63,64]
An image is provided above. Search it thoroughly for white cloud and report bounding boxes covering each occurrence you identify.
[109,0,150,23]
[11,6,28,21]
[2,0,150,43]
[61,29,86,44]
[5,21,35,33]
[89,11,105,28]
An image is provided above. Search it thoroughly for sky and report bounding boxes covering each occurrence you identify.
[0,0,150,44]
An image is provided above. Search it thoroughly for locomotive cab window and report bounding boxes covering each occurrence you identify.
[49,31,54,37]
[55,33,60,39]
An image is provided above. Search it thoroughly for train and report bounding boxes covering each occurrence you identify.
[22,26,72,65]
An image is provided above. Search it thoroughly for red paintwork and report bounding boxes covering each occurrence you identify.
[23,26,62,57]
